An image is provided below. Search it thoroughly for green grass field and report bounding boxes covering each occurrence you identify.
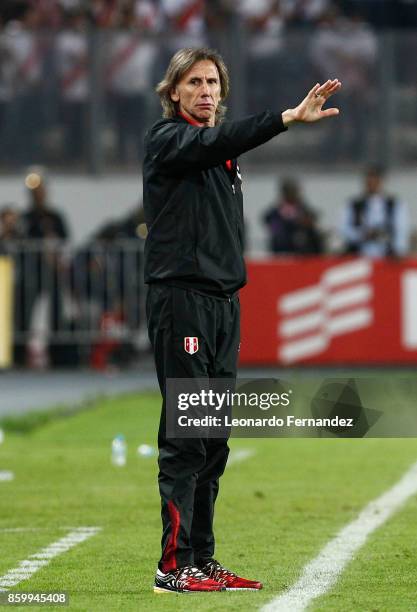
[0,390,417,611]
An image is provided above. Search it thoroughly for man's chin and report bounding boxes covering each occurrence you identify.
[180,107,215,125]
[194,109,215,123]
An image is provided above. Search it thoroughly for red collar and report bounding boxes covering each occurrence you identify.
[178,111,204,127]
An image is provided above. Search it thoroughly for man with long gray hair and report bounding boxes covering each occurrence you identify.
[143,47,341,594]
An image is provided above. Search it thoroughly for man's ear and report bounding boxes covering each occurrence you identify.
[170,88,180,103]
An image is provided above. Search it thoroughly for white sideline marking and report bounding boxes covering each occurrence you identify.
[0,526,89,533]
[0,471,14,482]
[228,449,255,466]
[0,528,53,533]
[0,527,101,592]
[262,460,417,612]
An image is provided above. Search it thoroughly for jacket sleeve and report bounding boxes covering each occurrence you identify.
[148,111,287,171]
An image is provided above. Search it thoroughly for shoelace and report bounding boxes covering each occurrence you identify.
[204,559,237,582]
[175,565,210,586]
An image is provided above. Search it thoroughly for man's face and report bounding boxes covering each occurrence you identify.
[365,173,383,194]
[170,60,221,127]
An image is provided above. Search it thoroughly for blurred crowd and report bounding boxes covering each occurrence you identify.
[0,167,146,369]
[1,1,416,166]
[1,0,417,31]
[263,166,410,257]
[0,164,413,369]
[0,0,416,367]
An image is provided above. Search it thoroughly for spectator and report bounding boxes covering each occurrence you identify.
[106,3,158,163]
[35,0,63,29]
[339,1,417,29]
[281,0,329,27]
[56,8,89,163]
[0,21,14,161]
[133,0,163,30]
[263,178,324,254]
[239,0,284,113]
[116,204,146,331]
[160,0,207,55]
[72,220,137,369]
[341,165,409,257]
[311,5,377,161]
[204,0,232,41]
[2,4,48,164]
[20,167,71,368]
[89,0,120,28]
[0,205,22,247]
[22,167,69,239]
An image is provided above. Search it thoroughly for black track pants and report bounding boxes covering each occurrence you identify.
[146,284,240,571]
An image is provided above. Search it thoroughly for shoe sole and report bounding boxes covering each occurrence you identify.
[154,586,224,594]
[225,587,262,591]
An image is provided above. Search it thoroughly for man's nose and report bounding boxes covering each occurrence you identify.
[200,80,210,95]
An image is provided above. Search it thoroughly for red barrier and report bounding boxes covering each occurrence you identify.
[239,257,417,365]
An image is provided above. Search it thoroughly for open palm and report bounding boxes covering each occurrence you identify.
[284,79,342,124]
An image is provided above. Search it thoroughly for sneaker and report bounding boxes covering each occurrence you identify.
[199,559,263,591]
[154,565,226,594]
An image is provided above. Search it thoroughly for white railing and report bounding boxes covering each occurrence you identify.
[1,240,146,367]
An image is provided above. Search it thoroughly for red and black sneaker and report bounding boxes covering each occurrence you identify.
[154,565,226,594]
[199,559,263,591]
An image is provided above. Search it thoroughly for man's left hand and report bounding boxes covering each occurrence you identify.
[282,79,342,126]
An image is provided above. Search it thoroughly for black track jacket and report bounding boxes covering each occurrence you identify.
[143,111,287,297]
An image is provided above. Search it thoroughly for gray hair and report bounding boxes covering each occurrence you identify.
[156,47,230,124]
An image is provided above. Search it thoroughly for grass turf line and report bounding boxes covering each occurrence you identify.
[0,392,416,610]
